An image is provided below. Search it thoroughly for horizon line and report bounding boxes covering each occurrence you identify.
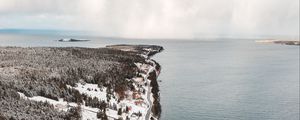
[0,28,298,41]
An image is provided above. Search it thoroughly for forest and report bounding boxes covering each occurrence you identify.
[0,45,163,120]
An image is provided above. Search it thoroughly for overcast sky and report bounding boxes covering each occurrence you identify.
[0,0,299,38]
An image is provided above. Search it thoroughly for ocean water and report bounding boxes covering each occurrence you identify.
[0,33,299,120]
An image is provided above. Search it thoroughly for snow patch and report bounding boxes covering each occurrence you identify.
[68,83,107,101]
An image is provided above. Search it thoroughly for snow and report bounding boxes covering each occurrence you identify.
[18,92,103,120]
[106,109,119,119]
[80,106,99,120]
[17,92,77,111]
[68,83,107,101]
[17,59,159,120]
[133,60,159,120]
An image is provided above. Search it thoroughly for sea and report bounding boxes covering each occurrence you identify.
[0,31,299,120]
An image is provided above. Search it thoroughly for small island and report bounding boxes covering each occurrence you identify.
[58,38,90,42]
[0,45,163,120]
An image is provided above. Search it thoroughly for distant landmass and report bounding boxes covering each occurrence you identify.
[0,29,84,36]
[256,39,300,46]
[58,38,90,42]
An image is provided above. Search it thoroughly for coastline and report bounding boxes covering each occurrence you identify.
[255,39,300,46]
[0,45,163,120]
[108,44,164,120]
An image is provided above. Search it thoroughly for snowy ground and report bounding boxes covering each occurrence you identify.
[67,83,108,101]
[17,48,160,120]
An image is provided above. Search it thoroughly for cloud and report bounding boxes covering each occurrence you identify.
[0,0,299,38]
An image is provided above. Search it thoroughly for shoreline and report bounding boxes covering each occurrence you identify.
[108,44,164,120]
[255,39,300,46]
[0,45,164,120]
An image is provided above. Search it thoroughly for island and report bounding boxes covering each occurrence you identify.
[0,45,164,120]
[256,39,300,46]
[58,38,90,42]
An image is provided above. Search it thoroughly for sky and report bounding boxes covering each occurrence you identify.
[0,0,299,39]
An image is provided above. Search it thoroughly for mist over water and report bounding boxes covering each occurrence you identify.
[0,0,299,38]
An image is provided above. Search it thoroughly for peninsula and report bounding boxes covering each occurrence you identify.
[0,45,163,120]
[256,39,300,46]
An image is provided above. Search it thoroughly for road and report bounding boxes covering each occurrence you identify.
[145,80,153,120]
